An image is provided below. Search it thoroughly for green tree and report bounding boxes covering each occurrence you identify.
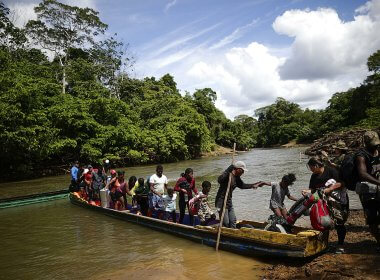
[25,0,107,94]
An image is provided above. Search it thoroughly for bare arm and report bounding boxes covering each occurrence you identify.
[324,182,342,194]
[106,177,116,190]
[150,183,162,197]
[287,194,298,201]
[356,156,380,185]
[257,182,271,187]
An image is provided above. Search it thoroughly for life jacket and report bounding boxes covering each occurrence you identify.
[310,196,333,231]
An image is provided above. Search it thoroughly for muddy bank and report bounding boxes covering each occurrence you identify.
[305,128,380,157]
[262,209,380,280]
[200,144,241,158]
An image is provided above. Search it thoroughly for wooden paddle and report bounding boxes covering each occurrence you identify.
[216,142,236,251]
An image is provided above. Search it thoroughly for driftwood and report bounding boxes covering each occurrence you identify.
[304,128,380,157]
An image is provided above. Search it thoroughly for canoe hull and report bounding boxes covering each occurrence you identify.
[70,193,327,259]
[0,189,69,209]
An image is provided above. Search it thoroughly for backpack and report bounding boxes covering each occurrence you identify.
[310,198,333,231]
[339,153,359,191]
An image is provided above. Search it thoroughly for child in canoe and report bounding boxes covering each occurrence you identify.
[162,188,177,222]
[189,181,216,226]
[260,173,298,219]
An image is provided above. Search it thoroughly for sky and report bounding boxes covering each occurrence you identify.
[4,0,380,119]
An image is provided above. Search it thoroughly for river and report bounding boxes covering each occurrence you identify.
[0,148,362,279]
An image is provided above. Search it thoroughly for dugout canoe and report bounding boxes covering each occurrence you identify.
[0,189,69,209]
[69,193,328,258]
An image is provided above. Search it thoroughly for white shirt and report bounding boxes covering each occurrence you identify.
[149,173,168,195]
[162,193,177,212]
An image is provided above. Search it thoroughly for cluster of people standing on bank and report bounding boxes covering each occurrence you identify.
[70,130,380,253]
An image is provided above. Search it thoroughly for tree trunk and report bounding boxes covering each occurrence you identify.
[59,56,66,94]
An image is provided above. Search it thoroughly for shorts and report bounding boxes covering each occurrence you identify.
[357,182,380,225]
[360,193,380,226]
[270,200,285,211]
[148,193,164,210]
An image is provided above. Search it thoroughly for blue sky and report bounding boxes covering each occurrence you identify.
[6,0,380,118]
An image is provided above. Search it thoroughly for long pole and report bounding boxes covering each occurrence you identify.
[216,142,236,251]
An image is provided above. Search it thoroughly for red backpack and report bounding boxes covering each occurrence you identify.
[310,198,333,231]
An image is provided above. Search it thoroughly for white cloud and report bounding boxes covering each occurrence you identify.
[165,0,177,13]
[135,0,380,119]
[5,2,37,28]
[4,0,97,28]
[273,4,380,80]
[210,18,260,50]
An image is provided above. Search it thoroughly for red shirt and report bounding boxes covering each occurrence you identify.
[85,172,92,181]
[174,177,198,199]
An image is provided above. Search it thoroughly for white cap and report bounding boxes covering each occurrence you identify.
[234,161,248,172]
[325,179,336,187]
[105,159,110,164]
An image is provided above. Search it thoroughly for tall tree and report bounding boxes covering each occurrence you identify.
[0,2,26,49]
[25,0,107,94]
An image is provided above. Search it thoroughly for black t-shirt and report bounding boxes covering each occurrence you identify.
[309,166,340,191]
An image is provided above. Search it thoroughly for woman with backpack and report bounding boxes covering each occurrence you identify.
[303,157,349,254]
[174,168,198,226]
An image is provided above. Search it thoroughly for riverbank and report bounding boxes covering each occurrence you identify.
[262,209,380,280]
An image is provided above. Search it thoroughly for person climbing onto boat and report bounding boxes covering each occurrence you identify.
[303,157,348,254]
[148,165,168,218]
[355,131,380,253]
[134,177,149,215]
[259,173,298,219]
[216,161,263,228]
[162,187,177,223]
[174,168,198,225]
[190,180,216,226]
[70,161,79,192]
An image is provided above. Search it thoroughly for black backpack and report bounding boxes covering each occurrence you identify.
[339,153,359,191]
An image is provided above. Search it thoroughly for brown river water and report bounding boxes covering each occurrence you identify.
[0,148,362,279]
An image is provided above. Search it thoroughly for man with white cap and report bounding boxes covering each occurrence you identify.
[355,131,380,252]
[215,161,262,228]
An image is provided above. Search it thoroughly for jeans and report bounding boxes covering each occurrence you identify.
[179,197,193,226]
[219,205,237,228]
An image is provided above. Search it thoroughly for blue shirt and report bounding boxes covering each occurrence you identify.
[71,166,79,181]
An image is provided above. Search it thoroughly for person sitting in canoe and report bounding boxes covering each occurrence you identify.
[216,161,263,228]
[174,168,198,226]
[189,180,216,226]
[258,173,298,219]
[148,165,168,218]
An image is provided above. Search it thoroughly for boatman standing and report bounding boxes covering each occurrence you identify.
[216,161,263,228]
[70,161,79,192]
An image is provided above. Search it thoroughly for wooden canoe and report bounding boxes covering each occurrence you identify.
[0,189,69,209]
[69,193,328,258]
